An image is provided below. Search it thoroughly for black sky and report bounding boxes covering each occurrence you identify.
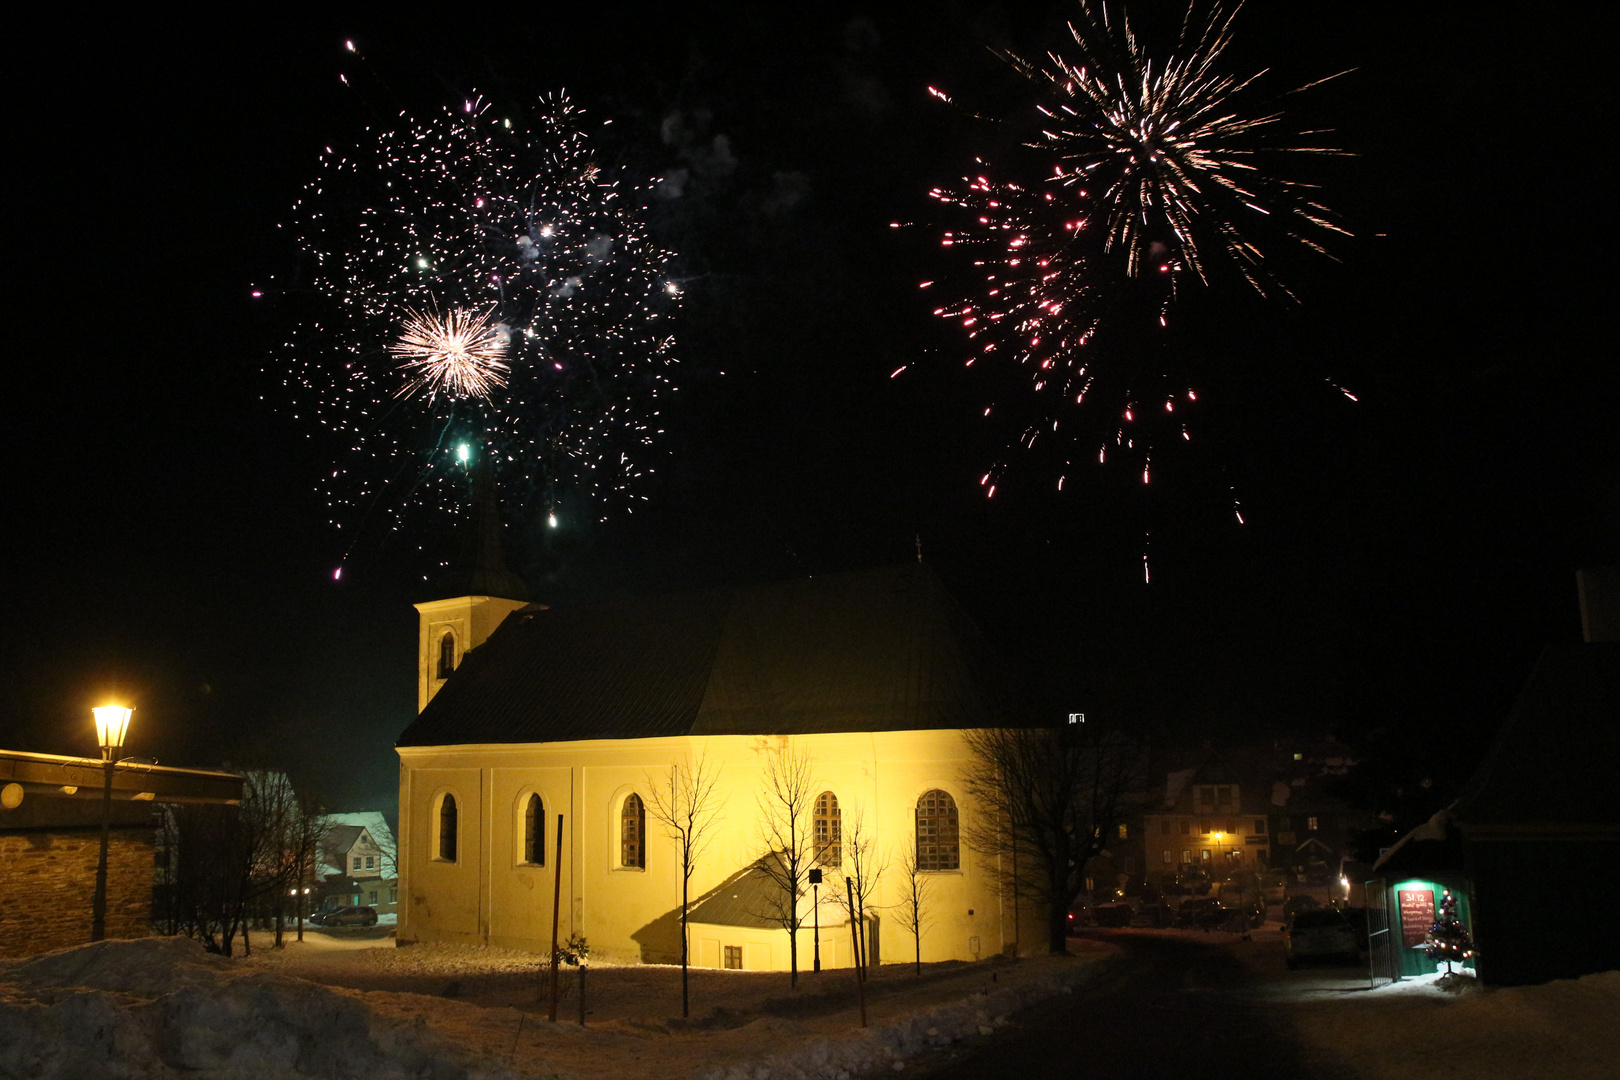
[5,3,1613,814]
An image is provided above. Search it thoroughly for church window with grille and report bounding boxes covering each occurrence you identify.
[814,791,842,866]
[915,789,959,871]
[437,632,456,679]
[524,794,545,865]
[438,794,458,861]
[621,793,645,869]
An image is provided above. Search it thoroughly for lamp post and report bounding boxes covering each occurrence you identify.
[1213,832,1226,883]
[90,705,133,943]
[809,868,822,972]
[292,885,311,942]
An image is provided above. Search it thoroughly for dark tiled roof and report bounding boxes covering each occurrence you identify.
[397,564,1008,748]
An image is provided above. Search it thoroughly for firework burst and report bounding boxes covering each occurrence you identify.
[920,1,1348,501]
[390,306,510,402]
[266,91,680,552]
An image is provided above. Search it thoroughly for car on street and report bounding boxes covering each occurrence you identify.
[1092,902,1135,927]
[319,905,379,928]
[1174,897,1232,931]
[1284,908,1360,968]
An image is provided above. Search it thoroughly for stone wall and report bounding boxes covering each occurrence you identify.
[0,826,155,958]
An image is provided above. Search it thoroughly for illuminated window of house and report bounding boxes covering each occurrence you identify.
[621,793,646,869]
[1307,815,1319,831]
[438,794,458,861]
[524,794,545,865]
[724,946,743,970]
[814,791,842,866]
[1162,849,1173,864]
[1117,823,1128,840]
[437,631,456,679]
[915,789,960,871]
[1181,849,1191,864]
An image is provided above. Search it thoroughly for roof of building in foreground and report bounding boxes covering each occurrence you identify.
[398,563,1011,748]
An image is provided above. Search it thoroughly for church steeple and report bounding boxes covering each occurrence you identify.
[412,450,537,712]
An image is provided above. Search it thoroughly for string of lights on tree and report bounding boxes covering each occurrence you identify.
[262,77,680,577]
[905,0,1351,572]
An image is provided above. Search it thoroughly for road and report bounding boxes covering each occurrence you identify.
[914,930,1359,1080]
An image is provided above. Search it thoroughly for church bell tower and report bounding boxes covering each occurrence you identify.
[413,453,536,712]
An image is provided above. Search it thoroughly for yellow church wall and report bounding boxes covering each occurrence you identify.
[397,730,1011,969]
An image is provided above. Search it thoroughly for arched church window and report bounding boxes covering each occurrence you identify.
[814,790,842,866]
[524,794,545,865]
[621,792,646,869]
[915,789,959,871]
[437,632,456,680]
[438,794,458,862]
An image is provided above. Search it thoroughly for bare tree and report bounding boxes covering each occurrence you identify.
[893,839,933,975]
[753,742,816,986]
[961,727,1144,954]
[828,806,886,978]
[155,770,324,956]
[645,752,724,1018]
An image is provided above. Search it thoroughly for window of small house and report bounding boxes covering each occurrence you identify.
[621,793,646,869]
[724,946,743,970]
[915,789,960,871]
[814,791,842,866]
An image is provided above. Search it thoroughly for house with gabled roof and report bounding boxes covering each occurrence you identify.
[394,547,1021,969]
[1369,569,1620,986]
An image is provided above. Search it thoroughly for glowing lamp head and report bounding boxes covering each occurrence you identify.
[457,443,470,464]
[92,705,133,758]
[547,513,558,529]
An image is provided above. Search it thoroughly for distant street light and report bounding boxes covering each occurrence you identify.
[292,885,312,941]
[1213,831,1226,880]
[90,705,133,943]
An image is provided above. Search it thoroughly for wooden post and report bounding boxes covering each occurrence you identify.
[578,963,586,1026]
[548,813,564,1022]
[846,877,867,1028]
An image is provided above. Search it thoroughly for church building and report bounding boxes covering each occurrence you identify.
[394,502,1021,968]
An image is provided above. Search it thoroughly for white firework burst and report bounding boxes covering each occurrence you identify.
[390,306,511,402]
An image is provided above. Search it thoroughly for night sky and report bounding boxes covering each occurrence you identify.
[6,4,1613,820]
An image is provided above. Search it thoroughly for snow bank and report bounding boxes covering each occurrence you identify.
[0,938,516,1080]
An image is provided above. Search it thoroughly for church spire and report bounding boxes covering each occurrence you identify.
[452,449,530,602]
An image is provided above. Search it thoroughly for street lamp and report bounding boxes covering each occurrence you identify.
[1212,832,1226,881]
[90,705,133,943]
[291,885,312,942]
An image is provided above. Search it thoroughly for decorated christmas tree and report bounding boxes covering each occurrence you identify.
[1422,889,1476,973]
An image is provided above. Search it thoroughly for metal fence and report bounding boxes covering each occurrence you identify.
[1365,877,1397,988]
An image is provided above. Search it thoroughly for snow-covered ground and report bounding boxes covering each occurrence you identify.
[2,931,1614,1079]
[1286,967,1620,1080]
[0,935,1114,1080]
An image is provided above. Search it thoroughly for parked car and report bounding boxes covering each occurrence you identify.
[1174,897,1231,931]
[1092,902,1135,927]
[321,905,379,928]
[1284,908,1360,968]
[1259,871,1289,905]
[1281,894,1321,919]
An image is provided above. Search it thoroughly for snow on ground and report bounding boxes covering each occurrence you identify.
[0,935,1116,1080]
[5,930,1615,1080]
[1286,968,1620,1080]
